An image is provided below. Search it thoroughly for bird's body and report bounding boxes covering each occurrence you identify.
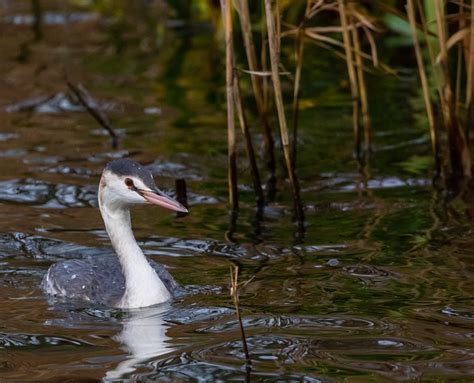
[42,256,183,307]
[42,159,188,308]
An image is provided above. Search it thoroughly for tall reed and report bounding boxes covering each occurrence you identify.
[217,0,474,231]
[434,0,471,177]
[291,0,312,166]
[235,0,276,198]
[349,3,371,153]
[406,0,440,174]
[233,71,265,208]
[264,0,304,223]
[466,0,474,127]
[221,0,238,211]
[338,0,361,157]
[405,0,473,179]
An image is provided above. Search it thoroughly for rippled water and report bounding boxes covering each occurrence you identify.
[0,1,473,382]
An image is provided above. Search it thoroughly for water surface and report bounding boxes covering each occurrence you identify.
[0,1,473,382]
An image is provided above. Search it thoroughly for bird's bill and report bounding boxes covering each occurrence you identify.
[139,189,188,213]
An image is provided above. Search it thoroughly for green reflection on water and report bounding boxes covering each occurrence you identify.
[0,1,473,381]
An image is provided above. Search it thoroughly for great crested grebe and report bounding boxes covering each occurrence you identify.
[42,159,187,308]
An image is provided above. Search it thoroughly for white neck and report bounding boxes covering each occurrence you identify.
[99,197,171,308]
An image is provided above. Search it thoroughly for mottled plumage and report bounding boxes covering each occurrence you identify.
[42,256,183,306]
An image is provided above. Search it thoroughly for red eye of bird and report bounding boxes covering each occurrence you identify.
[124,178,134,188]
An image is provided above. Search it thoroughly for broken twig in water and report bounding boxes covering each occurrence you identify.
[230,264,252,371]
[66,80,119,149]
[175,178,189,218]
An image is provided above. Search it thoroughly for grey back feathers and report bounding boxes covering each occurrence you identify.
[105,159,157,190]
[42,256,184,306]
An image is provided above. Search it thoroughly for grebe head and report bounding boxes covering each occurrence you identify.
[99,159,188,213]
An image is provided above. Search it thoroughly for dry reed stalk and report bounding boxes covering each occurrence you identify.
[416,0,442,87]
[275,0,281,55]
[417,0,454,180]
[235,0,276,198]
[261,14,270,113]
[230,264,252,369]
[455,0,465,108]
[417,0,451,174]
[435,0,471,177]
[221,0,239,210]
[291,0,311,166]
[264,0,304,223]
[416,0,447,128]
[338,0,361,158]
[233,71,265,208]
[406,0,440,173]
[349,4,371,153]
[362,25,379,68]
[465,0,474,111]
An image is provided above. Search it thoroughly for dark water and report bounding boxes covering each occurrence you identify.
[1,1,473,382]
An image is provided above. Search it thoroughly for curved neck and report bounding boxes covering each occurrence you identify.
[99,194,171,308]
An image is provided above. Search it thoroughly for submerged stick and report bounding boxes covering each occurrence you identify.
[221,0,239,211]
[66,80,119,149]
[31,0,43,41]
[175,179,188,218]
[264,0,305,224]
[338,0,360,158]
[225,209,238,243]
[406,0,441,175]
[230,264,252,370]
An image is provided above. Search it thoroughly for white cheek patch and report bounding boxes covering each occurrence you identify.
[102,173,143,205]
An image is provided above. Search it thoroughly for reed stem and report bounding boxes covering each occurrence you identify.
[338,0,361,158]
[233,71,265,208]
[230,265,252,370]
[435,0,471,177]
[406,0,440,174]
[350,4,371,153]
[291,0,311,167]
[236,0,276,198]
[221,0,239,211]
[349,4,371,153]
[455,0,465,109]
[464,0,474,137]
[264,0,304,223]
[465,0,474,109]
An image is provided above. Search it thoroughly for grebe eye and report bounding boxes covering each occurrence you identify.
[124,178,134,187]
